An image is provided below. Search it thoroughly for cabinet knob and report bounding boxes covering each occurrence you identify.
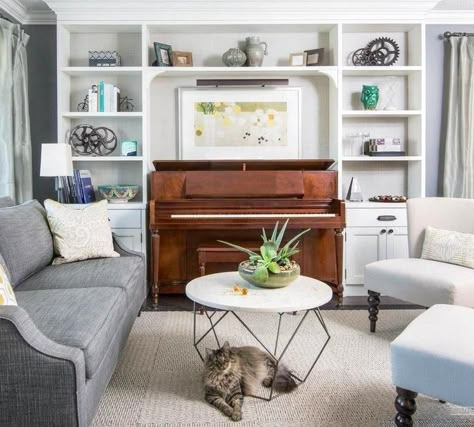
[388,229,394,234]
[380,229,387,234]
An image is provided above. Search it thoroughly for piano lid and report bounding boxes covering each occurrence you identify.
[153,159,335,172]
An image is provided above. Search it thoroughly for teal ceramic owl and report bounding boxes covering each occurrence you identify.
[361,85,379,110]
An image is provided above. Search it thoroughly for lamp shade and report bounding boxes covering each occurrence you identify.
[40,144,73,177]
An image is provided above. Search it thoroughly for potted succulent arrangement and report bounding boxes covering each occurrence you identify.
[217,219,310,289]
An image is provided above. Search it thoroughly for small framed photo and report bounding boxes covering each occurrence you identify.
[289,52,307,66]
[304,48,324,66]
[172,51,193,67]
[154,42,172,66]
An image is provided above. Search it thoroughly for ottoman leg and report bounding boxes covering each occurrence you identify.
[395,387,417,427]
[368,290,381,333]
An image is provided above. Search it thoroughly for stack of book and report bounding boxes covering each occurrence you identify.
[88,81,120,112]
[60,170,96,204]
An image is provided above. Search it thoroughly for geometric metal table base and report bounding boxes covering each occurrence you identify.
[193,302,331,401]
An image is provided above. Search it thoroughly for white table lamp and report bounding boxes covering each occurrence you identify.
[40,144,73,202]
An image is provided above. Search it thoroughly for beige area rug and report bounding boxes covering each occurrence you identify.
[92,310,474,427]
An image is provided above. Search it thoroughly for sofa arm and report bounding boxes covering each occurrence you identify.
[0,305,87,427]
[112,233,144,259]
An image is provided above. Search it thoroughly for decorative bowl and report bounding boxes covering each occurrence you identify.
[98,185,139,203]
[238,261,300,289]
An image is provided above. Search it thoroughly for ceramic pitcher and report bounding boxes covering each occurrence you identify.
[245,36,268,67]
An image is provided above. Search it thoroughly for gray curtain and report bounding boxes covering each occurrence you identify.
[0,18,32,203]
[443,36,474,199]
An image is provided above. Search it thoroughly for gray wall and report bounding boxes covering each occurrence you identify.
[24,24,57,202]
[425,24,474,196]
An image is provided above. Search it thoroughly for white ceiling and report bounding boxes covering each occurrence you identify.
[2,0,474,24]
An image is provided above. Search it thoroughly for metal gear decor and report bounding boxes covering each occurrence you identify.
[351,37,400,66]
[68,124,118,156]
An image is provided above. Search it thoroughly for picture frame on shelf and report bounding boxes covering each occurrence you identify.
[304,48,324,66]
[172,51,193,67]
[289,52,306,66]
[178,87,301,160]
[153,42,172,66]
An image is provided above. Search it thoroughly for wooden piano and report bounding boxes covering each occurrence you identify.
[150,160,346,304]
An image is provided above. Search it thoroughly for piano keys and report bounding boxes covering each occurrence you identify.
[149,160,346,304]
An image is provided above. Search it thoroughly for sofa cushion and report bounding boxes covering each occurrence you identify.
[365,258,474,307]
[16,256,143,299]
[44,199,119,265]
[0,196,15,208]
[16,287,126,379]
[0,200,54,287]
[391,304,474,407]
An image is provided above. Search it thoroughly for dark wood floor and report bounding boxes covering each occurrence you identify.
[143,294,421,312]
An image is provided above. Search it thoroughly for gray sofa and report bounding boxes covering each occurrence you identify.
[0,198,146,426]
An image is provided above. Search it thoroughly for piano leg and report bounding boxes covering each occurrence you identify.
[151,231,160,305]
[335,228,344,306]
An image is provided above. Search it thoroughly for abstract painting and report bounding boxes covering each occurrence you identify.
[179,88,301,159]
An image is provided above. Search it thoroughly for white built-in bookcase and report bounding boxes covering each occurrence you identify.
[56,22,425,290]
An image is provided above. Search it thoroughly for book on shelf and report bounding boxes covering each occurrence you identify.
[94,81,120,113]
[61,170,96,204]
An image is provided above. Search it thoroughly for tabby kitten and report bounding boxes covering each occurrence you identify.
[203,341,297,421]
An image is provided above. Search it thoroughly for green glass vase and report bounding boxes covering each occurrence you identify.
[361,85,379,110]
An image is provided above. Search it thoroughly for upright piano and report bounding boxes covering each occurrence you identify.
[149,160,346,304]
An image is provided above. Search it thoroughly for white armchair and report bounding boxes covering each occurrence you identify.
[365,197,474,332]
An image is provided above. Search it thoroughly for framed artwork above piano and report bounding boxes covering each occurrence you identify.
[178,87,301,160]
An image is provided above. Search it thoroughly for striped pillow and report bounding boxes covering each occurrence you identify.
[0,264,17,306]
[421,226,474,269]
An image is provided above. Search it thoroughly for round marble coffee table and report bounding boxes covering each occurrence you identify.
[186,271,332,400]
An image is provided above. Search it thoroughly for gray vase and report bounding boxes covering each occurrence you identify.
[222,48,247,67]
[245,36,268,67]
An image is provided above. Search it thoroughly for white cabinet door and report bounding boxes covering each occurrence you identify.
[112,228,143,253]
[345,227,387,285]
[386,227,409,259]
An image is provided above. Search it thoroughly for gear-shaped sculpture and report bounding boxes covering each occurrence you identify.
[365,37,400,66]
[351,37,400,66]
[68,124,118,156]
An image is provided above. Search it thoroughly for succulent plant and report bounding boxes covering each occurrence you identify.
[217,219,310,283]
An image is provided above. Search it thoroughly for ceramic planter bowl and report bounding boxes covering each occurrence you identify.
[238,261,300,289]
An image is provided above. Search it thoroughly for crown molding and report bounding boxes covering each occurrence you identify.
[44,0,442,22]
[0,0,56,24]
[426,9,474,23]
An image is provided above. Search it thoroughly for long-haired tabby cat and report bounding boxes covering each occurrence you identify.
[203,341,297,421]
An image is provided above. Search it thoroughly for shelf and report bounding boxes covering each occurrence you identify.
[61,112,143,118]
[345,201,407,209]
[61,66,143,76]
[72,156,144,162]
[342,110,422,118]
[342,66,422,76]
[343,156,422,162]
[68,202,146,210]
[146,66,338,82]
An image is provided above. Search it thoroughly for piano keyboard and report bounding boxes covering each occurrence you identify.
[171,213,337,219]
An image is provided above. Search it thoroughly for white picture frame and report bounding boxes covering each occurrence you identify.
[178,87,301,160]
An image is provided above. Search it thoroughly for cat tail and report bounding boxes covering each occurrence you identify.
[273,364,298,392]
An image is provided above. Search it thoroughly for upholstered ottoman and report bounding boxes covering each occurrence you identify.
[391,304,474,426]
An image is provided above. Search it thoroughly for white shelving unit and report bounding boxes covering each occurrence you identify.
[339,23,425,295]
[55,20,425,293]
[57,24,146,253]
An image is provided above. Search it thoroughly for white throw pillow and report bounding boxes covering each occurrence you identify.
[0,263,17,306]
[421,226,474,269]
[44,199,119,265]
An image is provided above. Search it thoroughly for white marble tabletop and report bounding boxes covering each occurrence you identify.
[185,272,333,313]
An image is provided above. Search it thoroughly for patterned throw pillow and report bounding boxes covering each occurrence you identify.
[0,264,17,306]
[44,199,119,265]
[421,226,474,269]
